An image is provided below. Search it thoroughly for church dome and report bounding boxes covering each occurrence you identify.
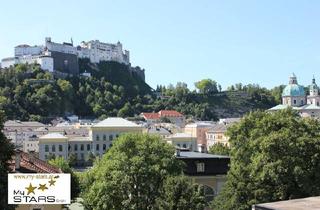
[282,73,305,97]
[282,84,305,97]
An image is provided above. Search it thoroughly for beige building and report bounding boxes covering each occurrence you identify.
[90,118,144,157]
[38,118,144,162]
[184,122,214,152]
[206,123,231,148]
[165,133,198,151]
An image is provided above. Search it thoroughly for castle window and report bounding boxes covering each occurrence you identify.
[45,145,49,152]
[52,145,56,152]
[80,144,84,151]
[294,100,296,104]
[109,135,113,141]
[96,144,99,151]
[74,144,78,151]
[59,145,63,152]
[96,135,99,141]
[87,144,90,151]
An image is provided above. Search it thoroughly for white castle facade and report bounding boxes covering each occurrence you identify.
[0,37,130,72]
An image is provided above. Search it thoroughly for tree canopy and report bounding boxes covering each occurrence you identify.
[0,112,15,210]
[212,109,320,210]
[208,142,230,156]
[195,79,218,94]
[81,133,206,210]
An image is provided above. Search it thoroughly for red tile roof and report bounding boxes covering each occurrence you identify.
[141,110,184,120]
[9,151,62,173]
[159,110,183,117]
[141,112,160,119]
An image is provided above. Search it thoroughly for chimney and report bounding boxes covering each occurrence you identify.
[15,152,21,170]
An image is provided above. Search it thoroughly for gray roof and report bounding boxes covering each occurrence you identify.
[92,117,141,128]
[147,127,171,135]
[39,133,67,139]
[4,120,45,127]
[253,196,320,210]
[177,151,229,159]
[207,123,230,133]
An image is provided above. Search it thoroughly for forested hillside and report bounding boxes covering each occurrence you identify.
[0,62,282,122]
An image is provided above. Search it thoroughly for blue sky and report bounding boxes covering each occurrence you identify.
[1,0,320,90]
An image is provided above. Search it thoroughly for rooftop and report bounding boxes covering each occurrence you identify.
[253,196,320,210]
[177,151,229,159]
[4,120,45,128]
[9,150,62,173]
[92,117,141,128]
[39,133,68,139]
[167,132,194,138]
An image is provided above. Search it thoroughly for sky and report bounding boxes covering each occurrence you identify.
[1,0,320,90]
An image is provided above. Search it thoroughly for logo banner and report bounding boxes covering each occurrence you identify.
[8,173,70,204]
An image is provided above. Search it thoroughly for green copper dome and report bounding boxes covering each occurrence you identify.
[282,73,305,97]
[282,84,305,97]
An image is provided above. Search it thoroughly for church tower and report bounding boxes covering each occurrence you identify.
[307,76,320,106]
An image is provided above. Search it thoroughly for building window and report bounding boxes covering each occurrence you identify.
[52,145,56,152]
[87,144,90,151]
[96,144,99,151]
[183,143,187,148]
[103,144,107,151]
[74,144,78,151]
[103,134,106,141]
[59,145,63,152]
[96,135,100,141]
[294,99,296,104]
[45,145,49,152]
[196,162,205,172]
[81,153,84,160]
[203,185,215,203]
[301,100,304,105]
[68,144,71,151]
[80,144,84,151]
[109,135,113,141]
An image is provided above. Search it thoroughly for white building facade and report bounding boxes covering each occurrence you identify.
[78,40,130,65]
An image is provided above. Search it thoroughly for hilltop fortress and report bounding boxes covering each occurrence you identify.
[0,37,144,80]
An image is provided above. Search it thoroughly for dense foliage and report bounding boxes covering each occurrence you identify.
[212,109,320,210]
[0,62,281,122]
[208,142,231,156]
[0,112,15,210]
[81,133,206,210]
[156,176,206,210]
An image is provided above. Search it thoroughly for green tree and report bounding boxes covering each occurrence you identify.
[208,142,230,156]
[195,79,218,94]
[0,112,15,210]
[156,176,206,210]
[49,157,80,200]
[81,133,185,210]
[212,109,320,210]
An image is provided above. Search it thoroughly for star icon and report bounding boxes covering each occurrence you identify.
[48,178,56,186]
[38,183,48,191]
[25,183,37,195]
